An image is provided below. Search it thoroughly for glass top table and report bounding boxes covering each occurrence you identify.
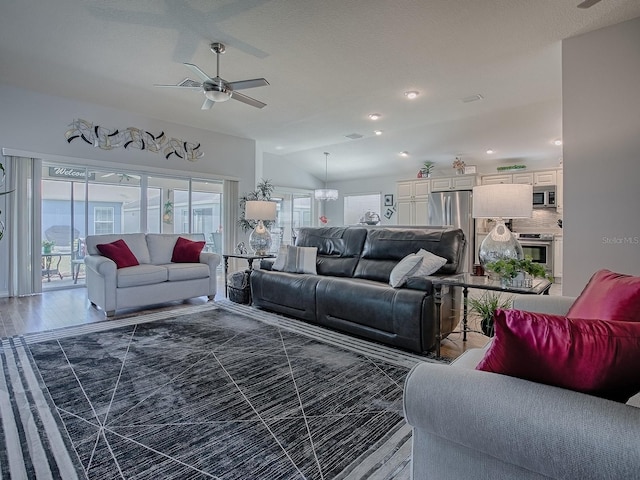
[428,273,552,357]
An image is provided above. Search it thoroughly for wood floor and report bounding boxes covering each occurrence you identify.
[0,283,491,361]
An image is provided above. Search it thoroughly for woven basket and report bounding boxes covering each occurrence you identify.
[228,270,251,304]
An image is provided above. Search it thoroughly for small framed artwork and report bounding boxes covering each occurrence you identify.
[384,208,394,219]
[384,194,394,206]
[464,165,477,174]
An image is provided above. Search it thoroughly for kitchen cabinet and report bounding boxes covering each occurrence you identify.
[533,170,556,186]
[430,175,476,192]
[481,174,512,185]
[397,179,430,225]
[556,169,563,213]
[553,236,563,281]
[481,169,557,187]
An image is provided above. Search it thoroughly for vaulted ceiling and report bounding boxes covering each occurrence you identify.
[1,0,639,180]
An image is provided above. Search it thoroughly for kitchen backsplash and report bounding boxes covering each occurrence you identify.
[478,209,562,233]
[512,209,562,232]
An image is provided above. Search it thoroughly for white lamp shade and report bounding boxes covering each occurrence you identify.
[472,184,533,219]
[245,200,277,221]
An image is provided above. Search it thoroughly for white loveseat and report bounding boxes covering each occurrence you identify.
[85,233,220,316]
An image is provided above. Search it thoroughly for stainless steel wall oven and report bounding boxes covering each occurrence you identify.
[516,233,554,274]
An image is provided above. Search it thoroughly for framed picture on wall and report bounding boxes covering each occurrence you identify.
[384,194,394,206]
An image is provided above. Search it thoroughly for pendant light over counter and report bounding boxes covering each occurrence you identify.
[314,152,339,201]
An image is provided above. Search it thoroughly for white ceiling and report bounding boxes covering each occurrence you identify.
[1,0,639,181]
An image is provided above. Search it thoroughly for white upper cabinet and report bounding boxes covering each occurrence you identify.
[533,170,556,186]
[481,169,558,187]
[512,172,534,184]
[396,179,430,225]
[430,175,477,192]
[481,174,512,185]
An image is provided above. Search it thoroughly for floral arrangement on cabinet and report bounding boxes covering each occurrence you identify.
[452,157,466,174]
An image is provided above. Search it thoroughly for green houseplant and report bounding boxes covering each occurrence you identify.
[485,257,553,285]
[238,179,275,232]
[468,291,513,337]
[421,161,435,177]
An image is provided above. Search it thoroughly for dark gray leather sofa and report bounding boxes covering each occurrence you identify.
[250,226,466,353]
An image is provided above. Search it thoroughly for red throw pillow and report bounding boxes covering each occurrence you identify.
[476,309,640,402]
[96,239,139,269]
[567,269,640,322]
[171,236,205,263]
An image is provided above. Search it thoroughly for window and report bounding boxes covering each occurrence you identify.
[344,193,382,225]
[94,207,114,234]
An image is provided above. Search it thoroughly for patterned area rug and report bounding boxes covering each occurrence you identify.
[0,302,445,479]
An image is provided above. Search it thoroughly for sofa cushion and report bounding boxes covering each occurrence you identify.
[146,234,179,265]
[476,309,640,402]
[354,228,466,281]
[97,239,139,269]
[415,249,448,276]
[567,269,640,322]
[165,263,210,282]
[88,233,150,264]
[282,246,317,274]
[389,254,423,287]
[117,264,168,288]
[171,236,205,263]
[271,245,288,271]
[295,227,367,277]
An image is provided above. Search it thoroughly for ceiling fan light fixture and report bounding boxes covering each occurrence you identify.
[204,84,232,102]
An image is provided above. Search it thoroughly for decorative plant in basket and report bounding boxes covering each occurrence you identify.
[485,257,553,286]
[238,179,275,232]
[468,291,513,337]
[421,161,435,177]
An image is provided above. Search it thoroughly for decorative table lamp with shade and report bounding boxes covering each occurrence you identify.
[245,200,277,255]
[472,184,533,268]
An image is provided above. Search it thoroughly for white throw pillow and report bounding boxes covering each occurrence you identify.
[415,248,448,276]
[271,245,288,271]
[389,254,423,288]
[282,245,318,274]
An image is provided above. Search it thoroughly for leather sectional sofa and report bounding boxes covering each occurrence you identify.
[250,226,466,354]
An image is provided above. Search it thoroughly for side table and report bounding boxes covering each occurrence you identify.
[429,273,552,357]
[222,253,276,298]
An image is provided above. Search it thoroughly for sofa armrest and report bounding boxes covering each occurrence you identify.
[199,251,221,270]
[512,294,576,316]
[84,254,117,277]
[404,362,640,479]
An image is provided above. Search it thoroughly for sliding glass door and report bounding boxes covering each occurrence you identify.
[40,163,224,290]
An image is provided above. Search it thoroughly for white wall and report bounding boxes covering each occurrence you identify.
[562,16,640,295]
[262,152,323,191]
[0,85,256,190]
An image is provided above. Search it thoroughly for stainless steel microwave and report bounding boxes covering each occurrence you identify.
[533,186,556,208]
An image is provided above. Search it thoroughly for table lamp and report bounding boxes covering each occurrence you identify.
[245,200,277,255]
[472,184,533,267]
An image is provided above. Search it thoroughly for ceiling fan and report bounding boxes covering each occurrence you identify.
[155,42,269,110]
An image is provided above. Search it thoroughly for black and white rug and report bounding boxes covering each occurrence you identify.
[0,301,443,479]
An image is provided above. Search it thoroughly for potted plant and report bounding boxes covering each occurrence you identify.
[468,291,513,337]
[485,257,553,286]
[421,161,435,178]
[42,240,55,254]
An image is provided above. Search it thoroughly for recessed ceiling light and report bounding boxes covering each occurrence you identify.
[553,139,563,146]
[404,91,419,100]
[374,130,383,136]
[486,149,495,154]
[368,113,381,120]
[399,151,409,157]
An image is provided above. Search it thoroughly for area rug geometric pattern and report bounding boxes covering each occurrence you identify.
[0,302,442,479]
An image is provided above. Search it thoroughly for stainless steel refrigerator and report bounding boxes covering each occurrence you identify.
[428,190,474,273]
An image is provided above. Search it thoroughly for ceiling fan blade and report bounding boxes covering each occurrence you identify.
[201,98,215,110]
[228,78,270,90]
[231,92,266,109]
[154,84,201,91]
[184,63,212,82]
[577,0,603,8]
